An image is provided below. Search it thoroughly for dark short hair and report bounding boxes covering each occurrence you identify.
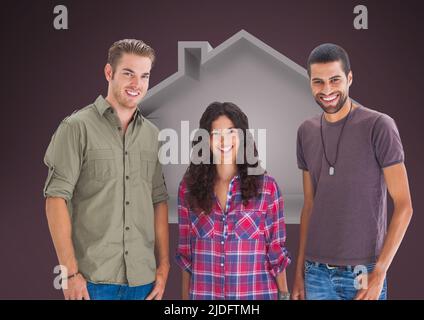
[307,43,351,77]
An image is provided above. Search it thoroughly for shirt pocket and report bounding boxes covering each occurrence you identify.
[87,149,116,182]
[130,150,157,185]
[190,212,214,238]
[233,209,264,240]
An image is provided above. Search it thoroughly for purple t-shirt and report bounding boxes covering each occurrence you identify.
[297,105,404,266]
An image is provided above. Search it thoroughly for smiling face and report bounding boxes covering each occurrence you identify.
[310,60,352,114]
[210,115,240,165]
[105,53,152,110]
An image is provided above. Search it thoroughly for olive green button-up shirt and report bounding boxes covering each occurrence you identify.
[43,95,169,286]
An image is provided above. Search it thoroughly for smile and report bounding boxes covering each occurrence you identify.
[320,94,339,103]
[218,145,233,153]
[125,89,140,97]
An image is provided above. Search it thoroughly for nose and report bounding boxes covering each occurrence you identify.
[220,132,233,146]
[321,82,332,95]
[130,76,141,88]
[220,134,225,145]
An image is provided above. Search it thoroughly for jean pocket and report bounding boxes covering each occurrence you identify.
[353,262,376,276]
[304,260,314,274]
[365,262,377,272]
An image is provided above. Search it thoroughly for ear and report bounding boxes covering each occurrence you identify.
[348,70,353,87]
[104,63,113,82]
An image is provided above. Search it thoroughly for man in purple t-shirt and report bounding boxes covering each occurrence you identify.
[291,44,413,300]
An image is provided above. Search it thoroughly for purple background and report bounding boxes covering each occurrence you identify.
[1,0,422,299]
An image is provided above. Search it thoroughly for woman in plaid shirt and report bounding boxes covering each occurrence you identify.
[175,102,291,300]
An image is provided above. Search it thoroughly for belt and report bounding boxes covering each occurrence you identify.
[315,262,354,271]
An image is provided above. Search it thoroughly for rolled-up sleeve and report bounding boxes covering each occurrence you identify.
[43,120,82,201]
[175,180,192,273]
[264,180,291,278]
[151,159,169,205]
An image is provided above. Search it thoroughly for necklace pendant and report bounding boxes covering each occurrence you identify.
[329,166,335,176]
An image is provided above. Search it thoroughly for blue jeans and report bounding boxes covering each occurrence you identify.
[304,260,387,300]
[86,281,154,300]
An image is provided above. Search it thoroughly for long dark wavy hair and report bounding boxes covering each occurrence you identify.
[184,102,264,214]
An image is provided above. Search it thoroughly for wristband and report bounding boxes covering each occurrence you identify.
[64,272,79,281]
[278,291,291,300]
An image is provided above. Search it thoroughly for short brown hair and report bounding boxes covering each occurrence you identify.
[107,39,156,71]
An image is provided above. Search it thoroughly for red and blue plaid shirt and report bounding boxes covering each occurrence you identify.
[175,174,290,300]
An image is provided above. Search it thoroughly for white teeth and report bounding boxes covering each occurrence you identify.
[322,95,338,101]
[126,90,139,96]
[219,146,233,152]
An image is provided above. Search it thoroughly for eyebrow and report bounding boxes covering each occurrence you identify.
[211,127,236,132]
[122,68,150,76]
[311,75,342,81]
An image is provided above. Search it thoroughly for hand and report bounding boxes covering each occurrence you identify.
[145,265,169,300]
[354,268,386,300]
[291,272,306,300]
[63,273,90,300]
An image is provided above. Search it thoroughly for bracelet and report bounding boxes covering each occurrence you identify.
[64,272,80,281]
[278,291,291,300]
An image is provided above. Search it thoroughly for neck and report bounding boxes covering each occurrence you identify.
[215,163,237,183]
[105,94,136,129]
[324,98,355,123]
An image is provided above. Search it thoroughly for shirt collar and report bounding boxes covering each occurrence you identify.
[230,175,240,183]
[94,95,144,123]
[94,95,111,116]
[133,106,144,123]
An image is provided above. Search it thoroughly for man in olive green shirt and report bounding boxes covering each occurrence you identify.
[44,39,170,300]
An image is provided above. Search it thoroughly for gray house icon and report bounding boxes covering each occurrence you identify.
[141,30,319,224]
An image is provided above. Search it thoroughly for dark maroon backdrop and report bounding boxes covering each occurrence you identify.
[0,0,422,299]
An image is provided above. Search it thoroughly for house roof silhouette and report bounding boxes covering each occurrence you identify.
[142,30,308,114]
[141,30,321,224]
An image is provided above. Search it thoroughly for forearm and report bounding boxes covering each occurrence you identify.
[276,269,289,293]
[45,197,78,274]
[154,202,170,271]
[182,270,190,300]
[295,205,312,275]
[376,203,413,273]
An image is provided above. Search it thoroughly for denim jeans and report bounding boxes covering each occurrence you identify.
[304,260,387,300]
[86,281,154,300]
